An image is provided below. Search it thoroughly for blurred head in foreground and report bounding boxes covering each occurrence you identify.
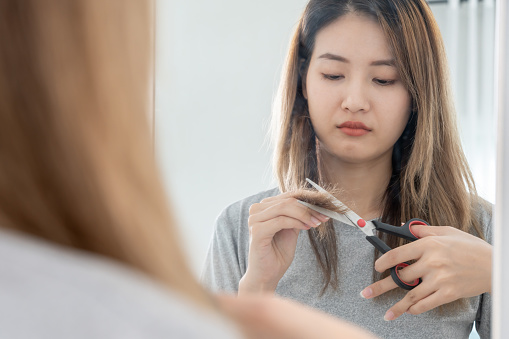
[0,0,209,306]
[0,2,379,339]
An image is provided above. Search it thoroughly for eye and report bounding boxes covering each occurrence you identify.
[373,78,396,86]
[322,74,344,81]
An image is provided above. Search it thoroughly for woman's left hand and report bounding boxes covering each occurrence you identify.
[360,224,492,321]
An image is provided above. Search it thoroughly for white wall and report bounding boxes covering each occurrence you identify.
[431,3,497,203]
[155,0,309,272]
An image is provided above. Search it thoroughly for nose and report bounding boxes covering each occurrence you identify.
[340,81,370,113]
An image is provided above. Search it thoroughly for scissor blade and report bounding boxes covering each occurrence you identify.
[305,178,349,211]
[305,178,377,237]
[297,200,355,227]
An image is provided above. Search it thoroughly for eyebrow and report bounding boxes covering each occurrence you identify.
[318,53,395,67]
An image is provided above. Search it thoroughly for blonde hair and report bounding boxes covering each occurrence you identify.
[0,0,210,308]
[273,0,487,292]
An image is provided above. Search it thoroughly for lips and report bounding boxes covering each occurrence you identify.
[338,121,371,130]
[337,121,371,137]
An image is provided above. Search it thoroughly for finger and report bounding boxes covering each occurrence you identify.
[406,289,458,315]
[259,194,331,222]
[259,192,295,204]
[250,198,289,214]
[360,275,398,299]
[409,224,456,238]
[362,262,427,299]
[251,216,311,240]
[250,198,325,228]
[252,198,330,223]
[259,198,330,222]
[393,261,427,285]
[383,283,436,321]
[301,206,331,223]
[258,216,311,237]
[374,242,424,273]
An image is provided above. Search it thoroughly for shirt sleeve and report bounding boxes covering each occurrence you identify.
[475,202,493,339]
[201,201,250,293]
[475,292,491,339]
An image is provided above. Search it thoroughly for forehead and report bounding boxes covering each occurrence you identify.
[311,13,393,63]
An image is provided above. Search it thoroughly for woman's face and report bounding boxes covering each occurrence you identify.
[304,13,411,165]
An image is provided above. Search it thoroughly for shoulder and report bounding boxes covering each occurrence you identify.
[216,187,281,225]
[0,229,239,339]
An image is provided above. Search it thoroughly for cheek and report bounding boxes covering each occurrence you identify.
[306,76,338,118]
[376,91,411,142]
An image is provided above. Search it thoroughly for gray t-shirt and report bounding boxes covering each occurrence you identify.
[202,188,492,339]
[0,229,239,339]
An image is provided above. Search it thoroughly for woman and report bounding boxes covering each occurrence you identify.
[203,0,492,338]
[0,1,379,338]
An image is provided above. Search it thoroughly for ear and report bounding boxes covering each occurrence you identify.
[299,59,308,100]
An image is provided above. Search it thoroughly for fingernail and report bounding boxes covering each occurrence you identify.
[360,288,372,299]
[310,216,321,226]
[319,214,330,222]
[384,311,395,321]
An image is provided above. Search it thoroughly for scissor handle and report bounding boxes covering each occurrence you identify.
[391,263,421,290]
[369,218,429,290]
[366,236,423,290]
[372,218,429,242]
[389,218,429,289]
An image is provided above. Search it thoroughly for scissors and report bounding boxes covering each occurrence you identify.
[298,178,429,290]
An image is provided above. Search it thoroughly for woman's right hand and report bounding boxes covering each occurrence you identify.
[238,193,329,295]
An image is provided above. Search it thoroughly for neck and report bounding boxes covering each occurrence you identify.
[320,150,393,220]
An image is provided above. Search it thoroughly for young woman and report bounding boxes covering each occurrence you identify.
[203,0,493,338]
[0,1,378,338]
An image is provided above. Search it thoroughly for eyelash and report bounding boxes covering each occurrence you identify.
[373,78,396,86]
[321,74,396,86]
[322,74,344,81]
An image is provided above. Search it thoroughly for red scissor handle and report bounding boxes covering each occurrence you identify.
[389,218,428,290]
[367,218,429,290]
[391,263,421,290]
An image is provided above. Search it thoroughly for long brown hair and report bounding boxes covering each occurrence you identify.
[273,0,486,292]
[0,0,210,308]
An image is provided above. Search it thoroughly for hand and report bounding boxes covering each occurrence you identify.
[216,294,379,339]
[360,225,492,321]
[238,193,329,295]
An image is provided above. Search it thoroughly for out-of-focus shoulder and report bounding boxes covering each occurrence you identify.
[217,188,281,221]
[0,229,240,339]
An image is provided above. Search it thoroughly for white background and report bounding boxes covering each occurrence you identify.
[155,0,308,272]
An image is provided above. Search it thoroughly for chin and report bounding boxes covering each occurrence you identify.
[336,155,371,164]
[323,149,369,164]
